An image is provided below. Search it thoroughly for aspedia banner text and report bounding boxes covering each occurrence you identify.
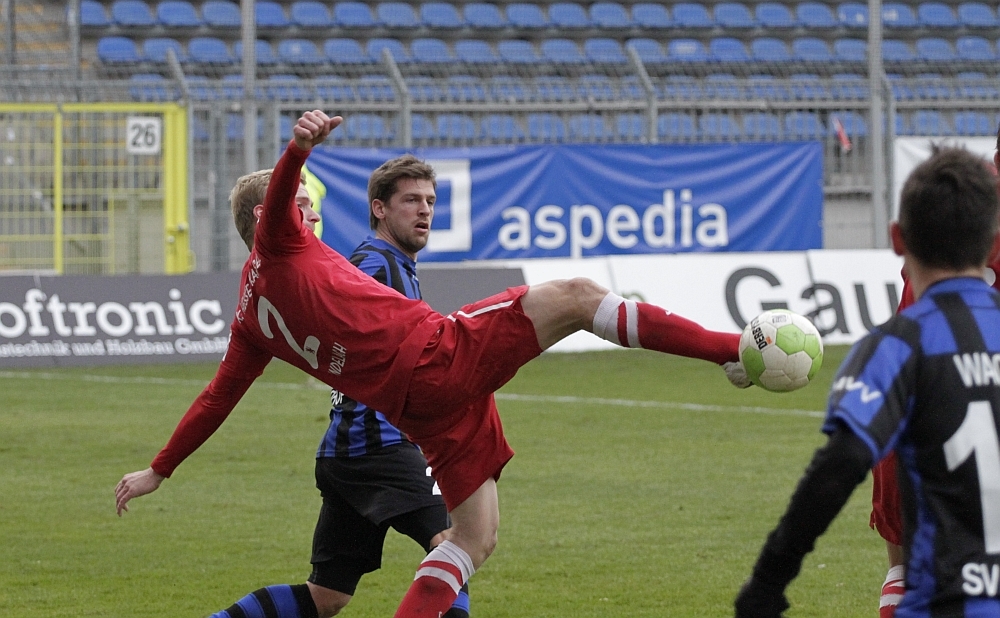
[305,143,823,261]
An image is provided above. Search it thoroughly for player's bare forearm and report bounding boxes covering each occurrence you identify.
[291,110,341,151]
[115,467,165,516]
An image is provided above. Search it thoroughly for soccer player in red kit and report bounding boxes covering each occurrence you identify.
[116,110,750,618]
[873,135,1000,618]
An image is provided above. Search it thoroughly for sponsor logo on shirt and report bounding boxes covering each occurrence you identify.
[328,341,347,375]
[832,375,883,403]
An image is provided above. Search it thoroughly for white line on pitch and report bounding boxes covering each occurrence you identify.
[0,370,824,418]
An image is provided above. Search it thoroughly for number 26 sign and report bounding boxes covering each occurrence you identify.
[126,116,162,155]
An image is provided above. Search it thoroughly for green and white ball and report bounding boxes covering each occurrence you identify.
[739,309,824,392]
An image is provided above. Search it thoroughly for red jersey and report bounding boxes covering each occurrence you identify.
[151,142,446,477]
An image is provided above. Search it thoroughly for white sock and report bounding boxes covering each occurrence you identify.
[415,540,475,592]
[592,292,639,347]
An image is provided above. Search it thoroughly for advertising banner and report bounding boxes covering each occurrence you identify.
[892,136,997,217]
[306,143,823,262]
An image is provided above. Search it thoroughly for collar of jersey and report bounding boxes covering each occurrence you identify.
[364,235,417,269]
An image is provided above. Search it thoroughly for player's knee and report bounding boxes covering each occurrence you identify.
[309,583,351,618]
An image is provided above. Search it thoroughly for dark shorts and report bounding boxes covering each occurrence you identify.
[308,444,450,595]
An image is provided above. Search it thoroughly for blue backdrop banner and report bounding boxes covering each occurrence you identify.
[304,142,823,261]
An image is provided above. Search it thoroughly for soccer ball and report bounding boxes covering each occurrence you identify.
[739,309,824,392]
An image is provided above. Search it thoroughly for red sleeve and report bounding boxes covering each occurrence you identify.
[255,140,311,256]
[150,330,271,477]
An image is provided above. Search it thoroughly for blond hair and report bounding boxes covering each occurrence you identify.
[230,168,274,250]
[367,155,436,229]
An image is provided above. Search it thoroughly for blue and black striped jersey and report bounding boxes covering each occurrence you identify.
[823,277,1000,616]
[316,237,422,458]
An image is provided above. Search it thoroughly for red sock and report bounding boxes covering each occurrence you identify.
[394,542,471,618]
[593,293,739,364]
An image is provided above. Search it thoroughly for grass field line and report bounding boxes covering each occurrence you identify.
[0,370,825,418]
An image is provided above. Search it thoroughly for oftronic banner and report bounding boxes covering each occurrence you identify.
[306,142,824,262]
[0,273,239,367]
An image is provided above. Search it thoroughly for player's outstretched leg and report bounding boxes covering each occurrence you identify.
[209,583,318,618]
[443,583,470,618]
[880,565,905,618]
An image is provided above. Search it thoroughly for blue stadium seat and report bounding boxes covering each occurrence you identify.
[412,38,455,63]
[954,111,994,135]
[437,113,479,140]
[742,112,781,139]
[266,74,312,100]
[528,113,567,142]
[793,37,833,62]
[672,3,713,27]
[367,38,410,63]
[315,75,357,100]
[797,2,837,27]
[668,38,709,61]
[830,73,868,99]
[291,1,333,27]
[910,110,951,135]
[506,3,548,27]
[188,36,233,64]
[752,37,792,61]
[838,2,869,26]
[956,36,995,60]
[831,111,868,137]
[185,75,218,101]
[377,2,419,27]
[917,2,957,26]
[892,113,909,135]
[255,1,289,27]
[590,2,631,27]
[221,74,265,99]
[584,38,627,63]
[410,114,436,140]
[80,0,111,27]
[278,38,324,64]
[325,38,371,64]
[550,3,591,27]
[498,39,540,64]
[421,2,464,27]
[748,74,790,100]
[490,75,529,101]
[658,113,697,139]
[455,39,499,63]
[956,72,1000,98]
[578,74,616,100]
[568,114,610,141]
[534,76,575,100]
[710,37,751,62]
[202,0,240,27]
[699,113,741,140]
[756,2,797,27]
[881,3,917,27]
[626,38,667,63]
[464,2,506,27]
[342,114,393,140]
[399,78,443,101]
[886,73,914,100]
[912,73,952,99]
[482,114,526,140]
[225,113,265,140]
[129,74,177,101]
[661,75,703,99]
[335,2,376,27]
[714,3,756,27]
[112,0,155,26]
[620,76,645,98]
[143,37,185,63]
[448,75,488,101]
[834,38,866,61]
[915,37,956,61]
[790,74,830,99]
[632,3,671,27]
[157,0,201,26]
[234,39,277,65]
[542,39,585,64]
[616,113,646,141]
[704,73,742,98]
[882,39,915,62]
[784,111,824,138]
[356,76,396,101]
[957,2,998,26]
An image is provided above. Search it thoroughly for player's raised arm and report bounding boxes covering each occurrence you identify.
[291,110,341,152]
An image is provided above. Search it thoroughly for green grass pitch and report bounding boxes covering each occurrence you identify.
[0,345,886,617]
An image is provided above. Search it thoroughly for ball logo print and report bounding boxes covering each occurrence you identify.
[739,309,824,392]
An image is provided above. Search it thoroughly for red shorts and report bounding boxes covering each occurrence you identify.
[396,285,542,510]
[871,451,903,546]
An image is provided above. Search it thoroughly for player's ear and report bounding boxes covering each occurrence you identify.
[987,229,1000,266]
[889,222,907,257]
[371,199,386,221]
[253,204,264,221]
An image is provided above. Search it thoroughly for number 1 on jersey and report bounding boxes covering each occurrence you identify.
[944,401,1000,554]
[258,295,320,369]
